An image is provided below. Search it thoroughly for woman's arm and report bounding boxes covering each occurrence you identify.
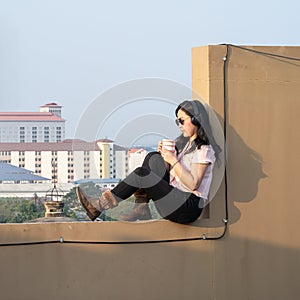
[161,149,209,191]
[174,161,209,191]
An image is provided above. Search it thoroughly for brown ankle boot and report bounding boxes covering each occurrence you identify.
[119,190,152,221]
[76,187,118,221]
[100,190,119,210]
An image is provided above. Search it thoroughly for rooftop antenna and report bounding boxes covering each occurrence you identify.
[43,159,65,217]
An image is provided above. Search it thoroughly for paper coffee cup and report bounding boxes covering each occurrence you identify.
[162,139,175,151]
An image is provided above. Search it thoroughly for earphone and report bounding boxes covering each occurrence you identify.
[190,101,201,126]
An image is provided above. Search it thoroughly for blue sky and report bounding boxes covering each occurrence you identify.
[1,0,300,145]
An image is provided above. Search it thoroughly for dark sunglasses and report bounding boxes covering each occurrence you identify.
[175,117,190,126]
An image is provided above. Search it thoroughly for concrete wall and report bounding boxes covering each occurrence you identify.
[192,45,300,299]
[0,45,299,300]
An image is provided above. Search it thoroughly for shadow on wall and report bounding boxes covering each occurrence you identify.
[226,123,267,224]
[194,120,267,228]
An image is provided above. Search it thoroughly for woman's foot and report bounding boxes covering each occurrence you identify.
[76,187,118,221]
[119,202,152,221]
[100,190,119,210]
[119,191,152,221]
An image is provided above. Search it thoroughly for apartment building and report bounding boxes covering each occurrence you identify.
[0,103,65,143]
[128,148,148,172]
[0,103,152,186]
[0,139,129,184]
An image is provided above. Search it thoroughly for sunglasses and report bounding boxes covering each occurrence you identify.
[175,117,190,126]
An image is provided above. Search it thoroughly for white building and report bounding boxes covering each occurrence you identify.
[114,145,128,179]
[0,139,129,184]
[0,103,156,192]
[0,103,65,143]
[128,148,148,172]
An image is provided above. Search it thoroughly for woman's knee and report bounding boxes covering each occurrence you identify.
[134,166,150,177]
[143,151,164,166]
[143,151,161,162]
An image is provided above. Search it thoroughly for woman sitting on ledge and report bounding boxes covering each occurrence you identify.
[76,100,220,224]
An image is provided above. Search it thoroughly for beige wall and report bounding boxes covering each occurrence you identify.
[0,45,299,300]
[192,45,300,299]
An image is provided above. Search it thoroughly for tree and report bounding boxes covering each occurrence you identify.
[0,198,44,223]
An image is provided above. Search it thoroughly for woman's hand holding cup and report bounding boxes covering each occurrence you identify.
[162,139,176,152]
[159,139,177,165]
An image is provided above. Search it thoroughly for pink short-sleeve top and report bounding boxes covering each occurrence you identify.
[170,144,216,200]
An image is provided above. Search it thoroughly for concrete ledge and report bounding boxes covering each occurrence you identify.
[0,219,225,245]
[0,219,220,300]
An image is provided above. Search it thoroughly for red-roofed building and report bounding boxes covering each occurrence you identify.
[40,102,63,117]
[0,103,65,143]
[0,139,130,183]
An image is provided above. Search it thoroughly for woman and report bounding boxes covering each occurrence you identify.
[76,100,220,224]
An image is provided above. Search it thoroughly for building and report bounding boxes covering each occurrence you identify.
[114,144,129,179]
[0,139,129,184]
[0,162,52,197]
[0,103,149,185]
[128,148,148,172]
[0,102,65,143]
[0,162,50,184]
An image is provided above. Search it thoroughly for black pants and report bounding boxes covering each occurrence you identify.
[111,152,203,224]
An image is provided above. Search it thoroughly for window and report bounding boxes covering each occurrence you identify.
[32,127,37,143]
[44,127,50,142]
[56,126,61,142]
[19,127,25,142]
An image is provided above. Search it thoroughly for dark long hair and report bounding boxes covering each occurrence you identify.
[175,100,221,160]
